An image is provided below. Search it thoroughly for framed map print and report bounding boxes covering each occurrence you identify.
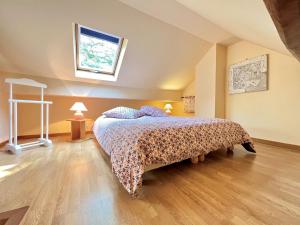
[229,55,268,94]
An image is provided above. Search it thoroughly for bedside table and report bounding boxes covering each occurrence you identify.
[67,119,87,140]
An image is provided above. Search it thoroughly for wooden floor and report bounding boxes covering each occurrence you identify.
[0,137,300,225]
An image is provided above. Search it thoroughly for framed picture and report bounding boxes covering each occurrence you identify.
[229,54,268,94]
[182,96,195,113]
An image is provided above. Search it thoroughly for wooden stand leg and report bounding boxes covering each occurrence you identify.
[190,156,199,164]
[198,154,205,162]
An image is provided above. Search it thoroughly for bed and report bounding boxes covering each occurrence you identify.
[93,115,255,196]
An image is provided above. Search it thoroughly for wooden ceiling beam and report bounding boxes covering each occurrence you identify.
[263,0,300,61]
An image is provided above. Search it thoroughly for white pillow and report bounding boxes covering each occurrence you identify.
[103,106,144,119]
[140,106,168,117]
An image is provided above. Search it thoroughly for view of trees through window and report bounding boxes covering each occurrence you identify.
[79,34,119,74]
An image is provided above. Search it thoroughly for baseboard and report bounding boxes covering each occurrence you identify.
[253,138,300,151]
[0,131,93,149]
[0,140,8,148]
[18,131,93,139]
[2,134,298,151]
[17,132,70,140]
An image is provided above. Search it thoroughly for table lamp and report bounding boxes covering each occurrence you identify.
[70,102,88,120]
[164,103,173,114]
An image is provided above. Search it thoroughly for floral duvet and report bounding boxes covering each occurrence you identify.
[93,116,254,196]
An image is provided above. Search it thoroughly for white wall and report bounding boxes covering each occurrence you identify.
[194,44,226,118]
[0,77,9,143]
[183,81,195,96]
[226,41,300,145]
[195,45,217,117]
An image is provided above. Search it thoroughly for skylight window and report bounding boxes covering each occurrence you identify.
[74,24,128,81]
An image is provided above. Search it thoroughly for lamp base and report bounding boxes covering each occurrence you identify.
[73,111,84,120]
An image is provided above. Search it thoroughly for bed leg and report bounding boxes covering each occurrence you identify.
[132,186,144,199]
[242,143,256,153]
[198,154,205,162]
[227,145,234,154]
[190,156,199,164]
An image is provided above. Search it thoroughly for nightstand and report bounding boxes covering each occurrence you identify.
[67,119,86,140]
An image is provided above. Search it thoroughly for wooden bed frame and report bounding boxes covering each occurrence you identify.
[97,141,256,172]
[144,143,255,171]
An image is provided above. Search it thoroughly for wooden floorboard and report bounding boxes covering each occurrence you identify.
[0,137,299,225]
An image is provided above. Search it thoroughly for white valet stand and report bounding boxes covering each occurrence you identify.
[4,78,53,154]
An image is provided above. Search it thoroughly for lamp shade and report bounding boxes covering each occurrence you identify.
[164,103,173,110]
[70,102,88,112]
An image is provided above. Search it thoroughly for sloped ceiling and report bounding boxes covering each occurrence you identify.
[0,0,289,93]
[118,0,238,45]
[0,0,212,91]
[176,0,290,55]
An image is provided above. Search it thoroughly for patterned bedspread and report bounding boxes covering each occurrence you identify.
[93,116,253,195]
